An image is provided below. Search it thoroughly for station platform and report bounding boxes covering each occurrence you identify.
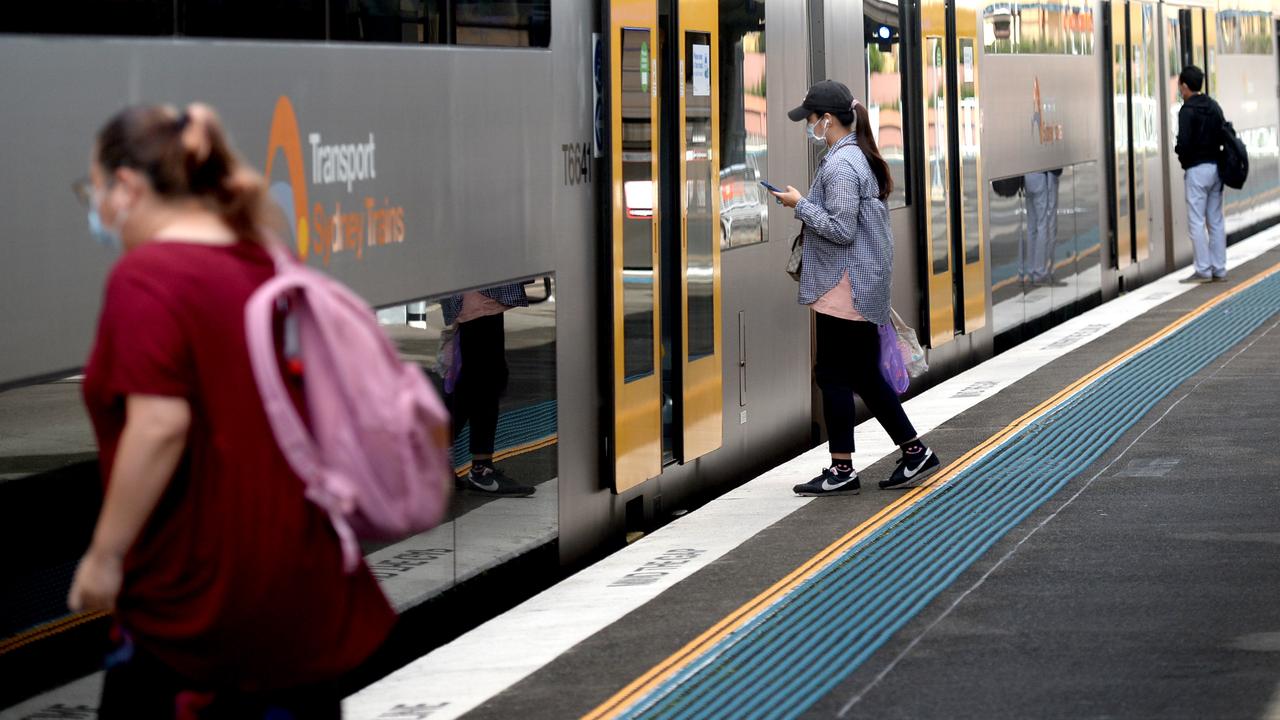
[6,230,1280,720]
[345,230,1280,720]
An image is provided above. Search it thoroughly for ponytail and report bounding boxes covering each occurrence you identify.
[849,100,893,202]
[96,103,269,244]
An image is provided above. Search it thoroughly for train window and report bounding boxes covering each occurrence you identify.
[372,277,558,601]
[455,0,551,47]
[1,0,548,47]
[0,0,175,36]
[718,0,768,249]
[0,376,103,648]
[1217,10,1274,55]
[621,27,657,382]
[982,0,1095,55]
[328,0,449,44]
[685,30,716,360]
[865,0,909,209]
[183,0,326,41]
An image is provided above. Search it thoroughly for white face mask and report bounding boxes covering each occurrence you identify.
[806,116,831,146]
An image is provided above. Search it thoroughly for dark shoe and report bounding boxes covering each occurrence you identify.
[1178,273,1212,284]
[466,466,535,496]
[793,467,861,496]
[880,447,941,490]
[1213,274,1227,282]
[1032,277,1069,287]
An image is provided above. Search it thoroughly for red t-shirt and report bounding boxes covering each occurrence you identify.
[82,240,395,691]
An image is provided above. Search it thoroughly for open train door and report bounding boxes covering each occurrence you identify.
[1161,2,1213,270]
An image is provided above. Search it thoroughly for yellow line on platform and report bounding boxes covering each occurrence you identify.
[0,611,107,656]
[583,260,1280,719]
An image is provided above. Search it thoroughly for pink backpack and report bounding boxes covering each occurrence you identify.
[245,247,452,573]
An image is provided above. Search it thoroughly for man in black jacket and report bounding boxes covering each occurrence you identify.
[1174,65,1227,283]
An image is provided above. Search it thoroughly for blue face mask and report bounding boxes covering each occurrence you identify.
[87,193,123,251]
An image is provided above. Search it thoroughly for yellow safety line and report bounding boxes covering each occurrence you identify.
[583,260,1280,720]
[0,611,108,656]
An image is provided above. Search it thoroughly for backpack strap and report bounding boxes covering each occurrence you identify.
[244,273,324,486]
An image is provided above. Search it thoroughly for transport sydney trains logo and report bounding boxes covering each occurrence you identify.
[265,96,406,264]
[1032,77,1064,145]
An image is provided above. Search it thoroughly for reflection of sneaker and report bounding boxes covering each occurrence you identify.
[467,466,535,496]
[793,468,860,496]
[1179,273,1212,284]
[1032,276,1068,287]
[879,447,941,490]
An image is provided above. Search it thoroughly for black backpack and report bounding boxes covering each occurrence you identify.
[992,175,1024,198]
[1218,120,1249,190]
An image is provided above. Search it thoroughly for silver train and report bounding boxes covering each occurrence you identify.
[0,0,1277,645]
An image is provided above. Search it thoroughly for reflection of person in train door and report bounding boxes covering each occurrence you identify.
[1022,169,1063,286]
[441,284,535,496]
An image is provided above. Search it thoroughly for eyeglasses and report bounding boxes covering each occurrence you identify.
[71,176,94,208]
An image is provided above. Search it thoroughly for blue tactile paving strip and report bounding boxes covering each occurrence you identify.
[451,399,557,469]
[617,271,1280,720]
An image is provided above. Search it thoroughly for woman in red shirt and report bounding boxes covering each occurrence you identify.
[68,104,395,719]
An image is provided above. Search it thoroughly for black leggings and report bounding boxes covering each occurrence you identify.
[447,312,509,456]
[814,312,917,454]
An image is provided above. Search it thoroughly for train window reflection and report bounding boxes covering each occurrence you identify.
[183,0,325,40]
[1217,10,1273,55]
[0,0,550,47]
[865,0,910,209]
[719,0,768,249]
[0,0,175,35]
[982,0,1095,55]
[374,277,558,601]
[329,0,446,44]
[686,31,715,361]
[455,0,550,47]
[0,376,103,647]
[925,36,950,276]
[621,27,657,382]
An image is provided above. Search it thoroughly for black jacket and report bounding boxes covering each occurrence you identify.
[1175,94,1225,170]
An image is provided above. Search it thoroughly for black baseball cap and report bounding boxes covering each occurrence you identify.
[787,80,855,121]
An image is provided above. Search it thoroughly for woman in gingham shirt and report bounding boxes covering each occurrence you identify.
[771,80,940,496]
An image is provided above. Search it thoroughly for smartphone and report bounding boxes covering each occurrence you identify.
[759,180,784,194]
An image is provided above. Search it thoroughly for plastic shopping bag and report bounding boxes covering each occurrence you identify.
[890,308,929,378]
[878,322,911,395]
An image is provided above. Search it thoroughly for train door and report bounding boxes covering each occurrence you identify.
[1106,0,1162,271]
[916,0,985,347]
[606,0,723,493]
[1162,3,1212,269]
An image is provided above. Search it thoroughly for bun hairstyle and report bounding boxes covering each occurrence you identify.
[95,103,268,243]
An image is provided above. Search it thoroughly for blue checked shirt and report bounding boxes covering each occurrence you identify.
[441,282,529,326]
[794,133,893,326]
